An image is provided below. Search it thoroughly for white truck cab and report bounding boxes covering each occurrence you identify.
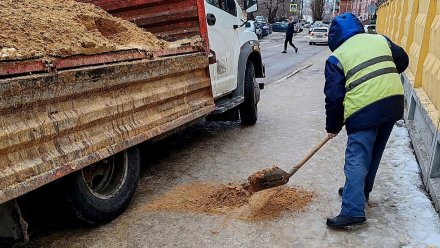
[204,0,265,125]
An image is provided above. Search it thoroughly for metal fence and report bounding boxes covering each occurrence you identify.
[377,0,439,110]
[377,0,440,211]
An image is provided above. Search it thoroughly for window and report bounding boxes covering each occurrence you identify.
[313,28,328,33]
[206,0,237,16]
[206,0,223,9]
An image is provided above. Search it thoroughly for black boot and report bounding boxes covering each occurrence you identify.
[338,187,369,202]
[326,215,366,228]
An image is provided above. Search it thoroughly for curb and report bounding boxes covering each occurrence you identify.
[402,72,440,212]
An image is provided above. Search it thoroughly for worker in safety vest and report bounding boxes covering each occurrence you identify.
[324,13,409,228]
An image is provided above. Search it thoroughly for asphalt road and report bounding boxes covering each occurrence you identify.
[258,32,327,85]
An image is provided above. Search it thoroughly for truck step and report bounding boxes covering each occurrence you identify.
[211,96,244,115]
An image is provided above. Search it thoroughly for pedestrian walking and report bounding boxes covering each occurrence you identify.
[324,13,409,228]
[281,17,298,54]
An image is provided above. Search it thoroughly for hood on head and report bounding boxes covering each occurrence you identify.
[328,12,365,52]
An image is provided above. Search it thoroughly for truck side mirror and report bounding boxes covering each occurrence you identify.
[244,0,258,13]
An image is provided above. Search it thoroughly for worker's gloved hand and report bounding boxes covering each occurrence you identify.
[327,133,338,139]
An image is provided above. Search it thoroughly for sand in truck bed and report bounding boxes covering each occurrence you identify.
[0,0,176,60]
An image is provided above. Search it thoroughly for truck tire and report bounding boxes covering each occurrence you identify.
[240,60,259,126]
[61,146,140,225]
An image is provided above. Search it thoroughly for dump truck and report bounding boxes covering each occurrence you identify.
[0,0,264,236]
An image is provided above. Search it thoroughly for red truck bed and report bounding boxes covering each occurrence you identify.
[78,0,209,43]
[0,0,214,204]
[1,0,209,78]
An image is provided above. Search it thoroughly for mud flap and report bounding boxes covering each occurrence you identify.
[0,200,28,242]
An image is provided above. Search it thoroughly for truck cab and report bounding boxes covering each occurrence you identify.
[205,0,265,125]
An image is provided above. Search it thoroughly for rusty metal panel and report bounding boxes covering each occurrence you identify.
[0,53,215,204]
[0,60,47,77]
[53,50,151,70]
[78,0,203,41]
[0,47,201,76]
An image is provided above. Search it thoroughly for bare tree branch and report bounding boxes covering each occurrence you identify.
[310,0,324,21]
[260,0,282,22]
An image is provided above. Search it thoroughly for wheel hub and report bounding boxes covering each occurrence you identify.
[81,151,129,199]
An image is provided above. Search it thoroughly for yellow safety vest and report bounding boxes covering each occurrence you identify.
[332,34,404,121]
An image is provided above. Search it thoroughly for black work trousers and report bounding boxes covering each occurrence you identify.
[284,35,297,51]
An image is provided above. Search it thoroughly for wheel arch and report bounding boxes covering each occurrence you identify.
[248,51,264,78]
[234,41,264,98]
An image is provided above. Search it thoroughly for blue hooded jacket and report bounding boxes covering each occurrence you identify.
[328,13,365,52]
[324,13,409,134]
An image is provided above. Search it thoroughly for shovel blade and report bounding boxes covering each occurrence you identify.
[248,167,290,192]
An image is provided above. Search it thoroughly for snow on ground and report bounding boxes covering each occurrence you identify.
[387,120,440,247]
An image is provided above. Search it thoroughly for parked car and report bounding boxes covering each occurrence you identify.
[255,15,265,22]
[271,22,288,32]
[267,22,273,34]
[308,22,329,33]
[309,21,329,30]
[309,27,329,45]
[256,21,271,36]
[293,22,303,33]
[311,21,324,27]
[364,24,377,34]
[254,22,264,37]
[246,20,263,38]
[303,21,312,28]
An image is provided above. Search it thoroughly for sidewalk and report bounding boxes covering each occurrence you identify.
[262,49,440,247]
[25,50,440,248]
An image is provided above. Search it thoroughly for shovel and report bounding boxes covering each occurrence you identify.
[248,136,331,192]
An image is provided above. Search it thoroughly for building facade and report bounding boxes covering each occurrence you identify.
[339,0,352,13]
[338,0,376,23]
[332,0,341,15]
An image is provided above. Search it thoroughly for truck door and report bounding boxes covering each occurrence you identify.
[205,0,240,98]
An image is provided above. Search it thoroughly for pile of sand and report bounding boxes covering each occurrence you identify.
[142,182,315,221]
[0,0,169,60]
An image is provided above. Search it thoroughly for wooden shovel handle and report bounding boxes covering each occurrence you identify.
[288,136,331,176]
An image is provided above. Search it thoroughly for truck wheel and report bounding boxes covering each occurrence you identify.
[240,60,259,126]
[61,147,140,225]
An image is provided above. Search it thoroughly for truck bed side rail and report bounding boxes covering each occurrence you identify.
[78,0,209,46]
